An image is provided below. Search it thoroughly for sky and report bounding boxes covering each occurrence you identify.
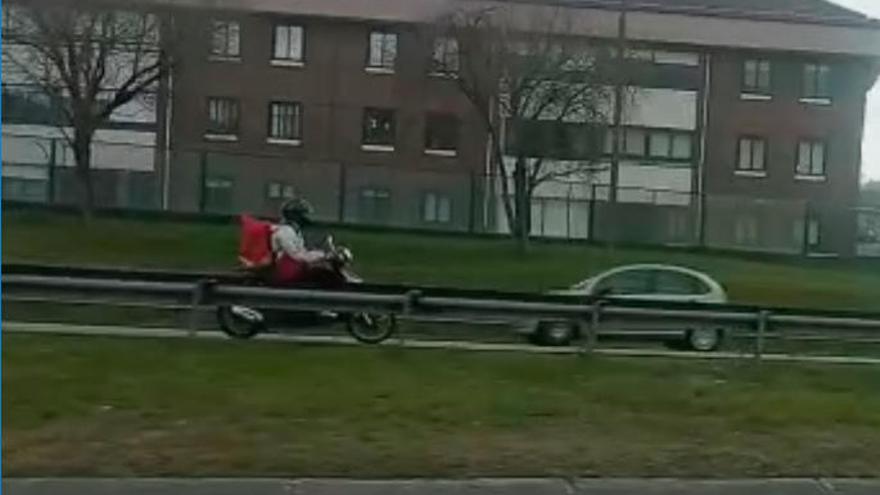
[831,0,880,183]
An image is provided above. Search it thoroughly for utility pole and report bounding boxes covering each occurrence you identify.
[609,0,628,203]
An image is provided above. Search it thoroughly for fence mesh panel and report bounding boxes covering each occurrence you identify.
[4,137,867,257]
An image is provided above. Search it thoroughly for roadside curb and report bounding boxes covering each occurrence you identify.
[4,478,880,495]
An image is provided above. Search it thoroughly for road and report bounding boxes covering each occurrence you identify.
[4,478,880,494]
[5,321,880,366]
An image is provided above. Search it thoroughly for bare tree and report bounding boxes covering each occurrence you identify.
[3,0,173,217]
[430,5,617,250]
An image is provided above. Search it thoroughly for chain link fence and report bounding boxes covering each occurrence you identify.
[3,140,866,257]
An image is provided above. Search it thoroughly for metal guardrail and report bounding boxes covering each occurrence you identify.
[4,268,880,362]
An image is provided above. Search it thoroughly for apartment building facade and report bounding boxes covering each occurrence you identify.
[3,0,879,256]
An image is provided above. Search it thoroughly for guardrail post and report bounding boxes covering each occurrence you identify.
[188,280,214,337]
[755,310,770,361]
[581,302,602,355]
[398,290,421,347]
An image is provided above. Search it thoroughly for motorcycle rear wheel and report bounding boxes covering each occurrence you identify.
[217,305,265,339]
[346,313,397,344]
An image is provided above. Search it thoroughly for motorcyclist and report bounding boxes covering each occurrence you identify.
[271,197,327,284]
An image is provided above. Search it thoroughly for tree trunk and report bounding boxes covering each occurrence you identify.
[513,159,530,253]
[72,135,95,220]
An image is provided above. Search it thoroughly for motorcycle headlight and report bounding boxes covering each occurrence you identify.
[338,247,354,263]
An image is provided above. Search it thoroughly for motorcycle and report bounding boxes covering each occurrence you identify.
[216,236,397,344]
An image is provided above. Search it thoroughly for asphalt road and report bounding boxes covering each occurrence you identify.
[4,478,880,494]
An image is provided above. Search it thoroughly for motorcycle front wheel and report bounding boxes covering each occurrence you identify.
[216,305,265,339]
[346,313,397,344]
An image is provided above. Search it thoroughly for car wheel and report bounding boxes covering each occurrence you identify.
[531,321,578,347]
[685,327,724,352]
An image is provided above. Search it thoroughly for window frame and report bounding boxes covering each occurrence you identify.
[358,187,392,223]
[795,139,827,179]
[800,62,832,104]
[266,100,303,144]
[422,191,453,224]
[735,135,768,176]
[209,19,241,60]
[424,112,460,156]
[203,175,235,212]
[271,24,305,66]
[741,58,772,98]
[266,181,296,200]
[618,127,693,164]
[366,29,398,73]
[430,36,460,76]
[205,96,240,140]
[362,107,397,151]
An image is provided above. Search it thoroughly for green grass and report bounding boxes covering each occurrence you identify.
[4,334,880,477]
[4,210,879,311]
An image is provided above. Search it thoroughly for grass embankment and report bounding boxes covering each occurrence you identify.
[3,210,880,311]
[4,334,880,477]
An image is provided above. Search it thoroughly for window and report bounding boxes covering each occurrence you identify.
[653,271,709,295]
[646,131,692,160]
[268,101,302,143]
[796,140,826,177]
[210,20,240,59]
[272,25,304,64]
[593,269,652,296]
[506,120,604,161]
[795,218,822,248]
[431,37,459,75]
[362,108,396,149]
[423,193,452,224]
[807,219,821,247]
[742,59,771,96]
[2,85,59,125]
[648,131,671,159]
[204,177,234,212]
[267,181,295,199]
[367,30,397,71]
[624,129,646,156]
[2,177,47,202]
[206,97,239,137]
[359,188,391,223]
[737,137,766,172]
[802,63,831,101]
[424,113,459,154]
[671,134,692,160]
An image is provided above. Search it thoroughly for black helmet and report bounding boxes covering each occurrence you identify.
[280,197,314,225]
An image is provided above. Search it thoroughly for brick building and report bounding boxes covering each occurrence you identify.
[3,0,880,256]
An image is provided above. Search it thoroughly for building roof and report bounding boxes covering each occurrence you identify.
[531,0,880,28]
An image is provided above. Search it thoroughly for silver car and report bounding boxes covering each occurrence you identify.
[522,264,729,351]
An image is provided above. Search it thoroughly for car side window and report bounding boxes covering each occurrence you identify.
[653,271,709,295]
[593,270,652,295]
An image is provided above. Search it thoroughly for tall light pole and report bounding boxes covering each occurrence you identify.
[609,0,628,203]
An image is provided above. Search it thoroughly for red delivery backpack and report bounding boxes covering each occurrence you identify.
[238,214,273,270]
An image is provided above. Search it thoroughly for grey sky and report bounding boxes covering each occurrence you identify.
[831,0,880,182]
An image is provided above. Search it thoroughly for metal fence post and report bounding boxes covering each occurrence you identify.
[468,170,477,233]
[47,138,58,204]
[755,310,770,360]
[198,151,208,213]
[337,163,347,223]
[588,183,598,241]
